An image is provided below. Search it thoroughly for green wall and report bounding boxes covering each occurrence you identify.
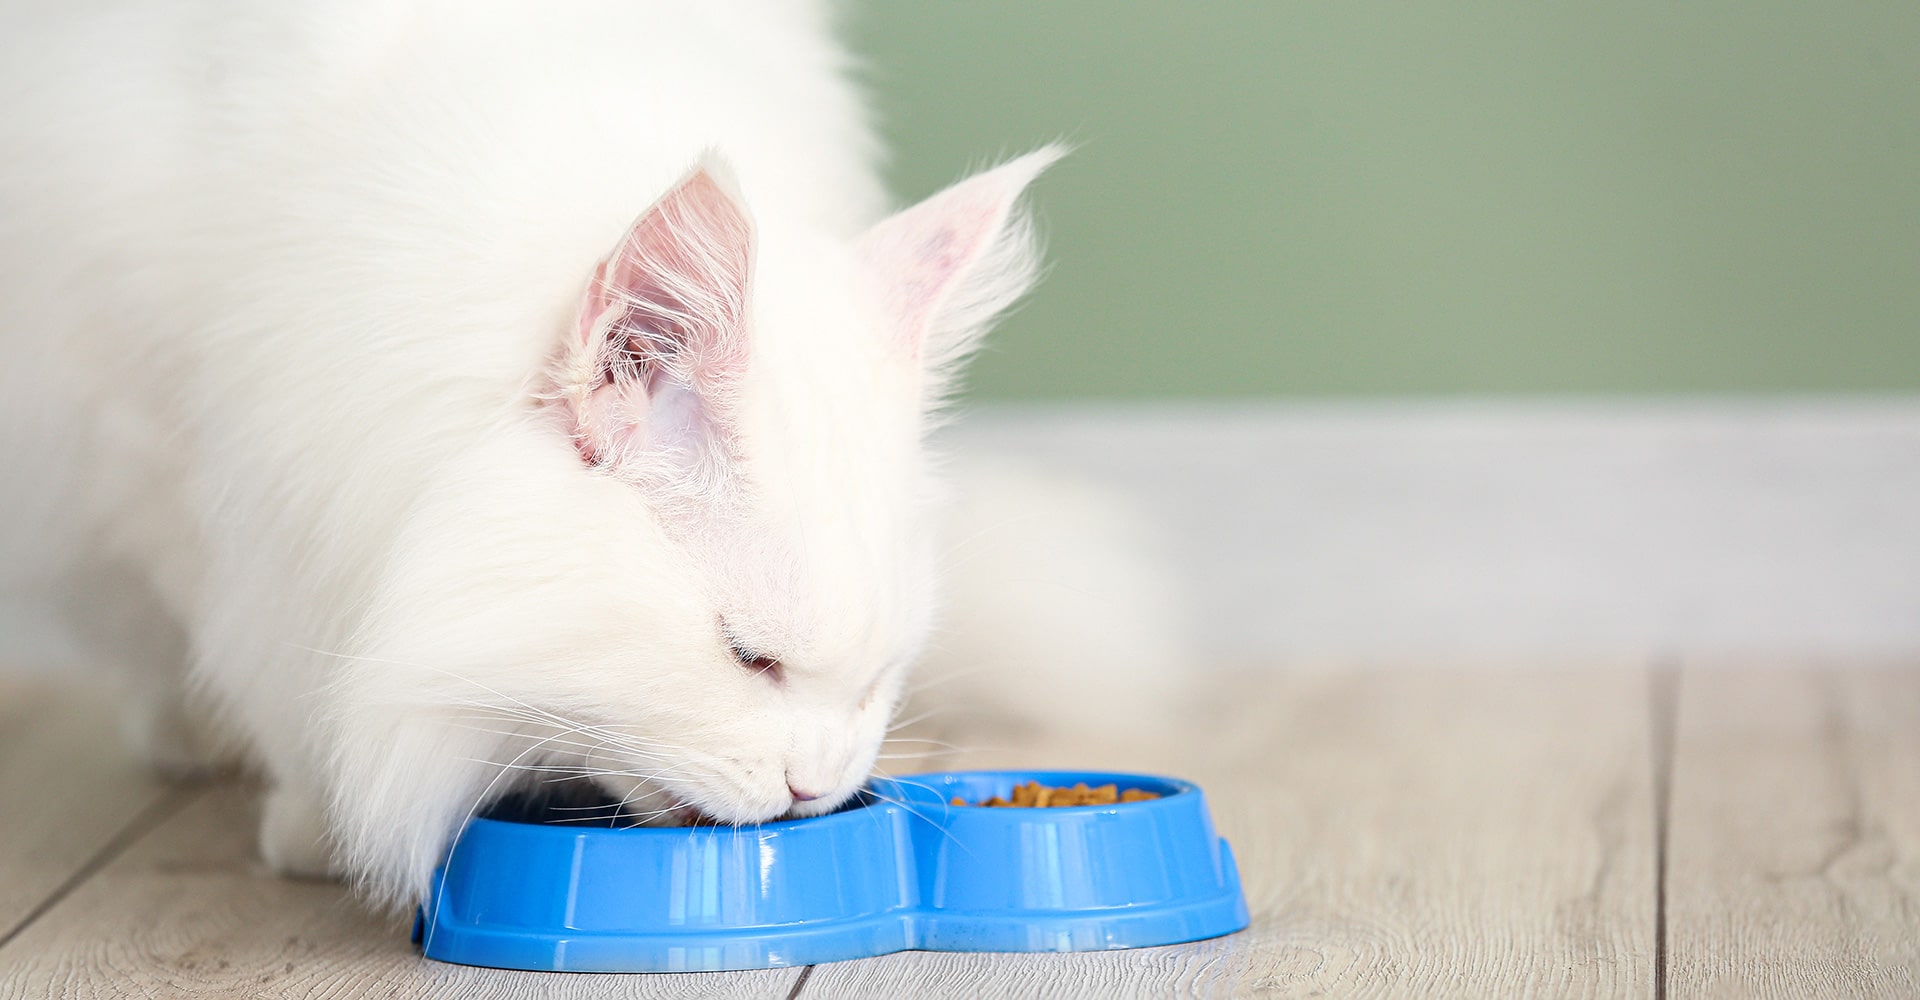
[849,3,1920,398]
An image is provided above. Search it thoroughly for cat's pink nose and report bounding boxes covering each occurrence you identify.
[787,782,821,803]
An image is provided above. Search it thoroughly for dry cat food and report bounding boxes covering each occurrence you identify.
[949,780,1161,808]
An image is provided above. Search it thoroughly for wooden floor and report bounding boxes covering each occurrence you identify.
[1,663,1915,998]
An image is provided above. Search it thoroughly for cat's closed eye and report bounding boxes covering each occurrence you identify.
[721,621,785,684]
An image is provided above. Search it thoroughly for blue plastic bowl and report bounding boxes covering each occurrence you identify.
[416,770,1248,972]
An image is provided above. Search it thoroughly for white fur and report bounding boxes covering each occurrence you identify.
[0,0,1171,911]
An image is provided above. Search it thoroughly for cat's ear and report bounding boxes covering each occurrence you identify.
[557,156,753,471]
[859,146,1063,394]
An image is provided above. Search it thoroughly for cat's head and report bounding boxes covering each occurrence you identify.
[534,148,1065,825]
[329,148,1059,904]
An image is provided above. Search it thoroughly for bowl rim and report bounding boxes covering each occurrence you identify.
[463,768,1200,834]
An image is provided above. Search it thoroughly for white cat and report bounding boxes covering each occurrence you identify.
[0,0,1181,910]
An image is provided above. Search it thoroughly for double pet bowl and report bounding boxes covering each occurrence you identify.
[415,769,1248,972]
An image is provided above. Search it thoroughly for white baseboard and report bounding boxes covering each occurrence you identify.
[945,398,1920,663]
[10,399,1912,670]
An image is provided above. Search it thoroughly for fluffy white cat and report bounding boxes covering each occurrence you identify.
[0,0,1181,911]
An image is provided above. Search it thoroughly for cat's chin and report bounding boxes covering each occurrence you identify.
[587,777,854,828]
[784,790,859,821]
[638,800,707,828]
[577,776,700,827]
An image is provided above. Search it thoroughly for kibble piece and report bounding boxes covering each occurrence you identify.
[948,782,1164,808]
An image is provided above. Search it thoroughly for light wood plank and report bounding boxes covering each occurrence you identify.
[0,678,176,942]
[808,666,1658,999]
[0,782,803,999]
[1666,665,1920,999]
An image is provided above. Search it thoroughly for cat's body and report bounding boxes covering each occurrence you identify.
[0,0,1180,909]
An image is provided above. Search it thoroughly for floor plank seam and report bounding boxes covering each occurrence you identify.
[1650,659,1679,1000]
[0,781,204,954]
[783,964,815,999]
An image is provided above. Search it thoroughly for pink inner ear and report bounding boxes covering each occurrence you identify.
[566,164,754,467]
[859,184,1008,359]
[856,148,1062,364]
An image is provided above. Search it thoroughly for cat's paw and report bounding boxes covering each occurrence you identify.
[259,783,342,881]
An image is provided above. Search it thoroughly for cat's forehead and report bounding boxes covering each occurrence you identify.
[735,243,926,519]
[705,403,934,668]
[650,223,935,669]
[733,462,926,647]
